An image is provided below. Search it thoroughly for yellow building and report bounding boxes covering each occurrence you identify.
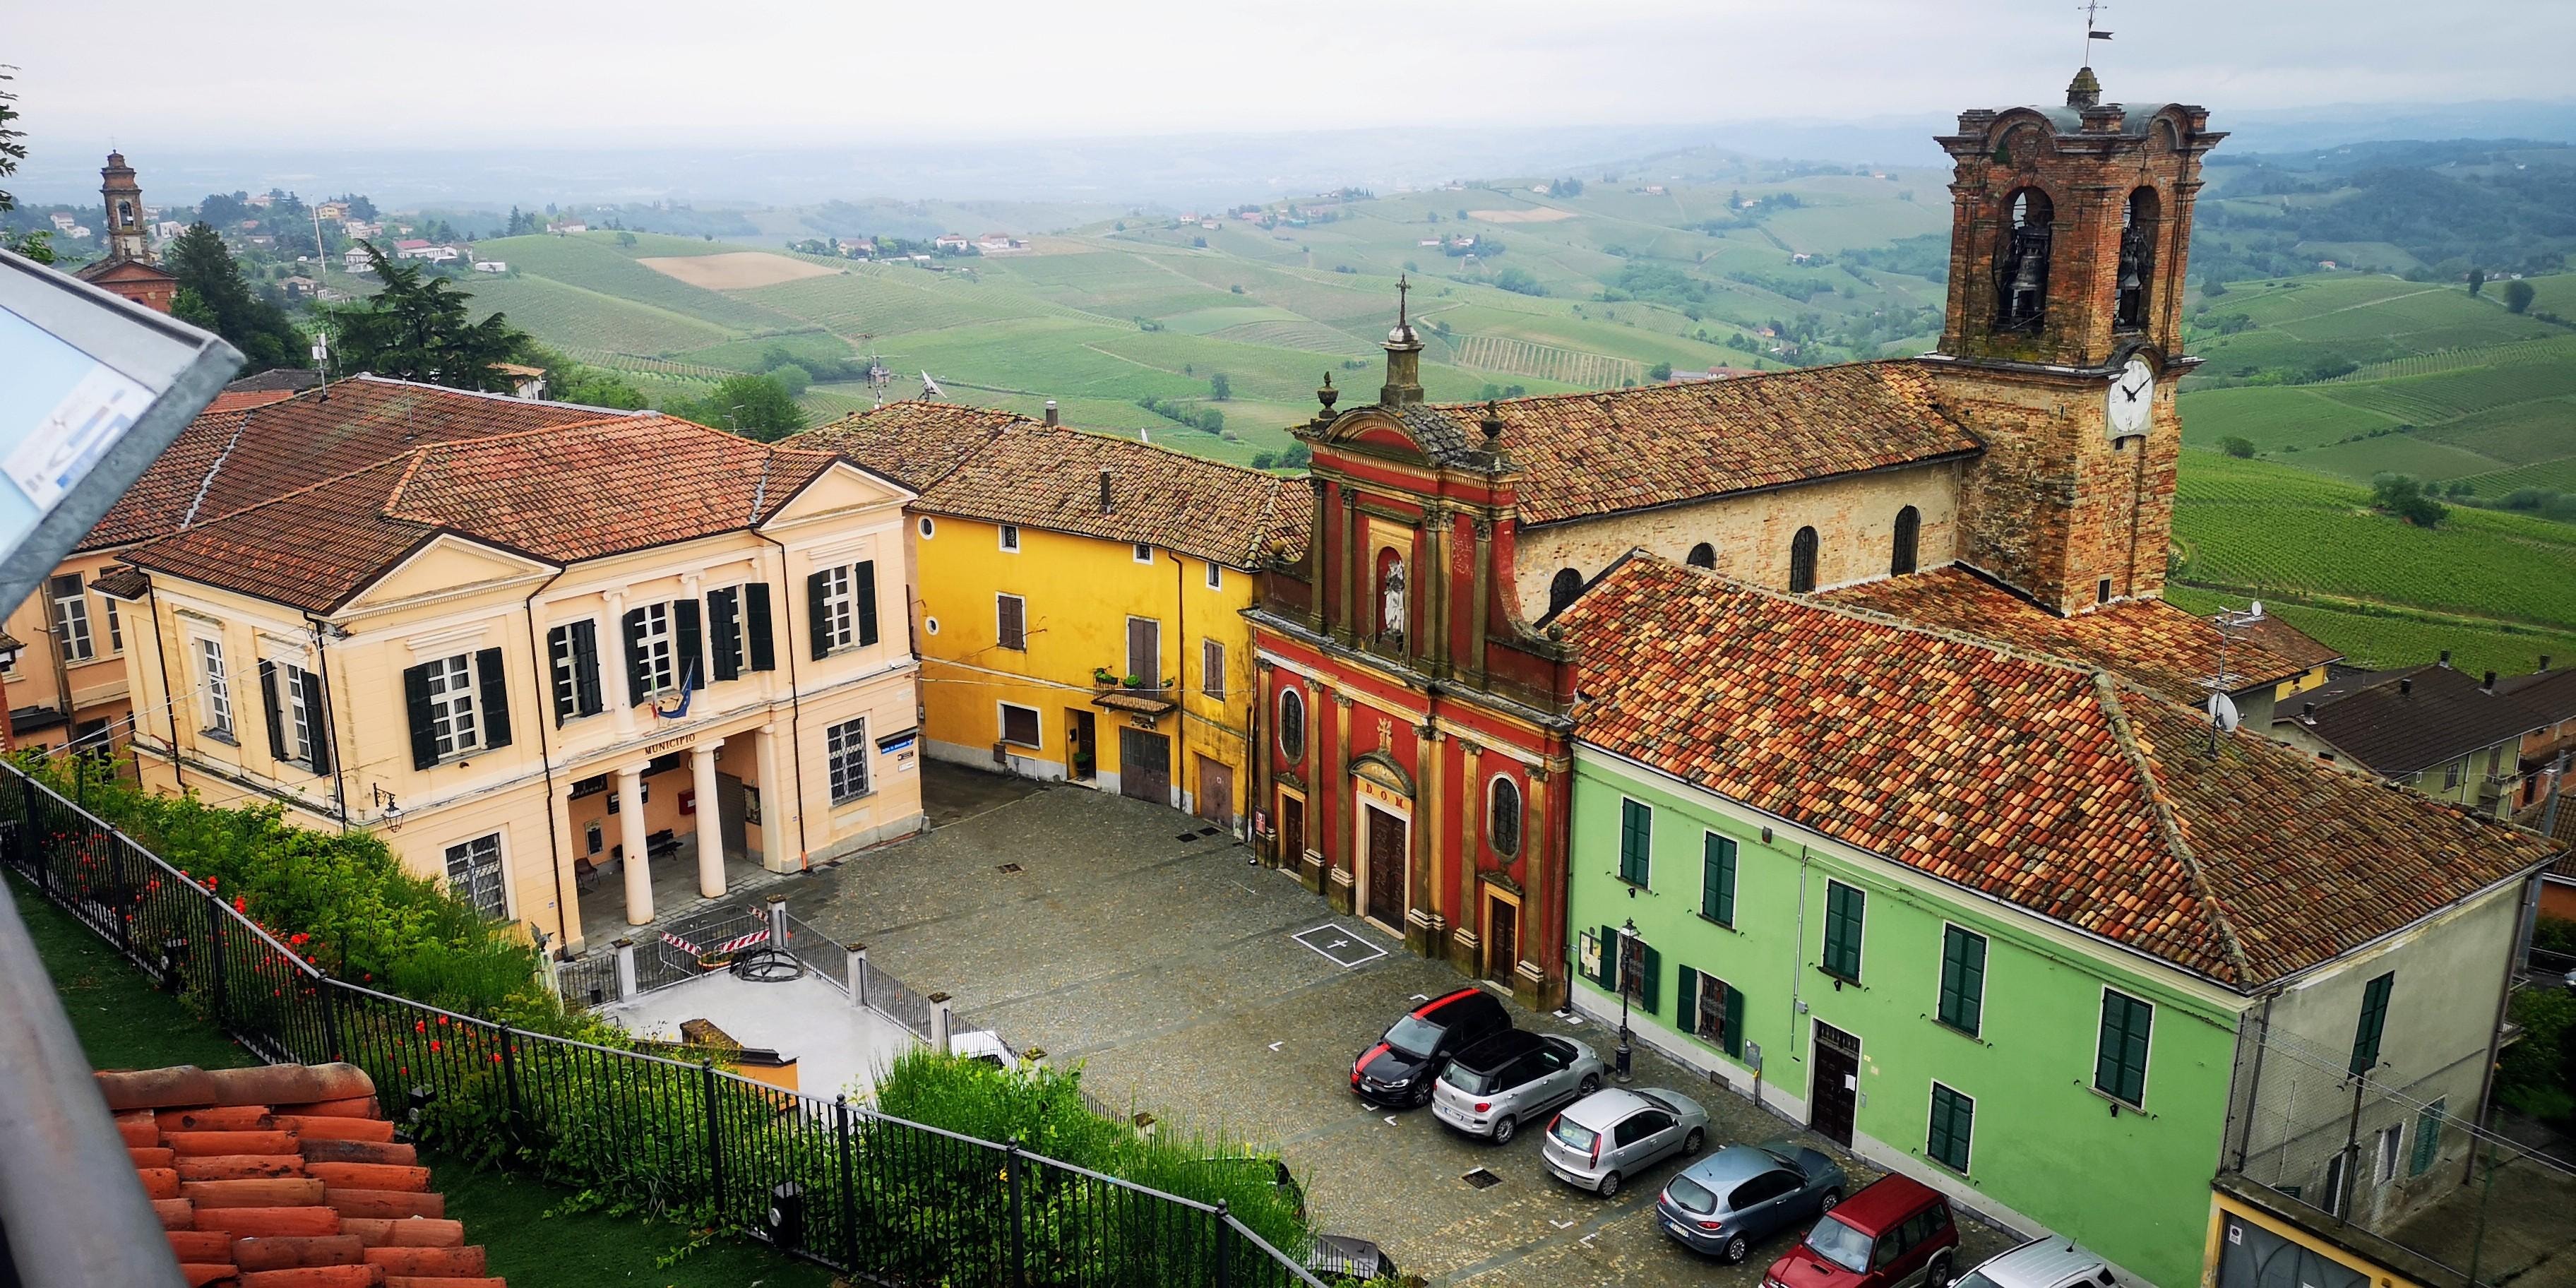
[798,402,1308,827]
[97,378,924,955]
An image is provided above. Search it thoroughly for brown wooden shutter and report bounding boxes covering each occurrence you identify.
[1127,618,1159,687]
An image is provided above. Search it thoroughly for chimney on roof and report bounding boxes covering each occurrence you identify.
[2438,650,2452,667]
[2483,670,2498,691]
[1044,400,1059,427]
[1098,467,1113,514]
[2544,655,2554,671]
[2301,701,2316,722]
[2399,678,2413,696]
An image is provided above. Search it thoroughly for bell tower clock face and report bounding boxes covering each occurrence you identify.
[2107,357,2155,439]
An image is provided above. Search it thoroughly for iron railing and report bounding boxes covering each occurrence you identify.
[0,763,1325,1287]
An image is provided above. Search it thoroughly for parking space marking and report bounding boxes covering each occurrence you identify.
[1292,923,1391,968]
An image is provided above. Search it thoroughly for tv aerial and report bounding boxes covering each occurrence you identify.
[919,370,944,400]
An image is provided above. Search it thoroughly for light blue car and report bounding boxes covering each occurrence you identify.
[1656,1139,1847,1264]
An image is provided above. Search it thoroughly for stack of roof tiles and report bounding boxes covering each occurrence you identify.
[1559,554,2560,989]
[97,1061,503,1287]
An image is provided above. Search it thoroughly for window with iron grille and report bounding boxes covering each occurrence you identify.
[1679,967,1744,1059]
[2095,989,2153,1107]
[1617,798,1652,886]
[444,834,506,920]
[1277,687,1306,761]
[52,574,93,663]
[1488,776,1522,857]
[1821,881,1864,981]
[1700,833,1736,926]
[1927,1083,1974,1173]
[827,717,871,803]
[1938,924,1986,1036]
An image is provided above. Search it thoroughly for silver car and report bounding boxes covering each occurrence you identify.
[1957,1236,2122,1288]
[1431,1030,1604,1143]
[1540,1086,1710,1197]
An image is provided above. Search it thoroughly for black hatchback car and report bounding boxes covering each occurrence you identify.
[1352,986,1512,1107]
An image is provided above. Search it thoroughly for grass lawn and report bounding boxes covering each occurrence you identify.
[10,872,841,1288]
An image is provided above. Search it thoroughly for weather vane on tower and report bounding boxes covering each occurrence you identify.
[2080,0,2114,64]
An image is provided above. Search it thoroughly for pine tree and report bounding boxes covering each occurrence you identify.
[166,223,300,368]
[327,242,524,390]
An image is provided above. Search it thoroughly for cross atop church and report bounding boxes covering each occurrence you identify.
[1396,273,1410,329]
[2078,0,2113,64]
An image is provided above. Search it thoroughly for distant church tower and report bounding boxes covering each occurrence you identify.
[1927,66,2223,615]
[73,151,180,314]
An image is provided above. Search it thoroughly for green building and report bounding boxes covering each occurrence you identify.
[1555,555,2553,1288]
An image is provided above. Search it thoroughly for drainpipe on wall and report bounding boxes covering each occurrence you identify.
[1174,551,1187,811]
[518,570,572,955]
[302,616,350,832]
[143,582,183,792]
[753,530,812,864]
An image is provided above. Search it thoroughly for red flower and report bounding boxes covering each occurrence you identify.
[490,1053,503,1065]
[232,896,246,913]
[438,1015,449,1027]
[203,876,216,889]
[289,933,309,947]
[428,1039,442,1054]
[415,1020,427,1034]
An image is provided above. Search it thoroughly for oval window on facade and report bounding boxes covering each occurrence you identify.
[919,516,936,538]
[1278,686,1306,763]
[1489,775,1522,857]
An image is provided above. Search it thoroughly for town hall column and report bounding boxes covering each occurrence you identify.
[755,724,792,873]
[692,739,726,898]
[618,763,653,924]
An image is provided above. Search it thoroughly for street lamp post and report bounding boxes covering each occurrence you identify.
[1614,919,1638,1083]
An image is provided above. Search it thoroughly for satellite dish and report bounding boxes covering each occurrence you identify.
[2248,600,2265,619]
[2205,692,2241,734]
[919,371,943,398]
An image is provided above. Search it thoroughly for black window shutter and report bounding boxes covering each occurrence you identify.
[745,583,775,672]
[806,571,832,660]
[404,663,439,770]
[571,619,603,717]
[258,660,288,761]
[476,647,513,750]
[1676,965,1700,1035]
[855,560,879,646]
[297,669,333,775]
[1598,924,1619,990]
[1638,943,1662,1016]
[674,599,703,689]
[624,607,650,705]
[1722,983,1746,1059]
[708,588,742,681]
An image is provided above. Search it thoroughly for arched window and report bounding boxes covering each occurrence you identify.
[1789,527,1820,593]
[1547,568,1583,616]
[1277,687,1306,763]
[1995,189,2053,331]
[1890,506,1921,576]
[2116,187,2159,330]
[1686,542,1716,569]
[1374,547,1407,644]
[1487,775,1522,857]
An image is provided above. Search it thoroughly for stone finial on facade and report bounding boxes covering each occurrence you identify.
[1318,371,1339,415]
[2067,65,2103,108]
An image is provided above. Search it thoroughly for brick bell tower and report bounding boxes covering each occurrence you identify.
[1926,66,2222,615]
[100,151,152,264]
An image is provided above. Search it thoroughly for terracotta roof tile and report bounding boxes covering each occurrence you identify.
[93,1061,505,1286]
[205,390,301,415]
[83,377,646,554]
[1391,362,1982,526]
[794,400,1027,491]
[1823,567,2310,703]
[801,404,1311,568]
[1561,554,2557,988]
[124,418,840,614]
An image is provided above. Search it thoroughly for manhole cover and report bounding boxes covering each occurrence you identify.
[996,863,1023,874]
[1291,924,1390,969]
[1462,1168,1502,1190]
[1195,825,1222,837]
[1175,831,1201,842]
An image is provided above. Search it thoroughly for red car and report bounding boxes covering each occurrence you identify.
[1763,1173,1959,1288]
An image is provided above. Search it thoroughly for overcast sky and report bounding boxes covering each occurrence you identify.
[12,0,2570,150]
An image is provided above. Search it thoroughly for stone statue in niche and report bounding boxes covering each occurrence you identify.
[1378,555,1407,647]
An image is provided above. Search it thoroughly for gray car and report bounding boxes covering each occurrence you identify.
[1957,1236,2122,1288]
[1656,1139,1846,1264]
[1431,1030,1604,1143]
[1539,1086,1709,1197]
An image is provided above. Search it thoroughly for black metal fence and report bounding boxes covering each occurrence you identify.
[1,764,1323,1287]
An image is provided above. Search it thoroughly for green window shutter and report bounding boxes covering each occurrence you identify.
[854,560,880,646]
[1722,981,1746,1059]
[1823,882,1864,981]
[806,571,833,660]
[403,663,438,770]
[2409,1099,2444,1176]
[744,582,776,672]
[624,607,652,705]
[674,599,704,689]
[708,588,742,682]
[258,660,288,761]
[2350,972,2394,1076]
[296,669,333,776]
[1618,799,1651,886]
[475,648,512,751]
[2096,990,2152,1107]
[1676,965,1699,1036]
[1702,833,1736,924]
[1637,942,1661,1016]
[1598,924,1619,990]
[1938,926,1986,1036]
[1928,1084,1973,1172]
[569,619,603,716]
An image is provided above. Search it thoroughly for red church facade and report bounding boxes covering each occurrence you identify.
[1249,299,1578,1010]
